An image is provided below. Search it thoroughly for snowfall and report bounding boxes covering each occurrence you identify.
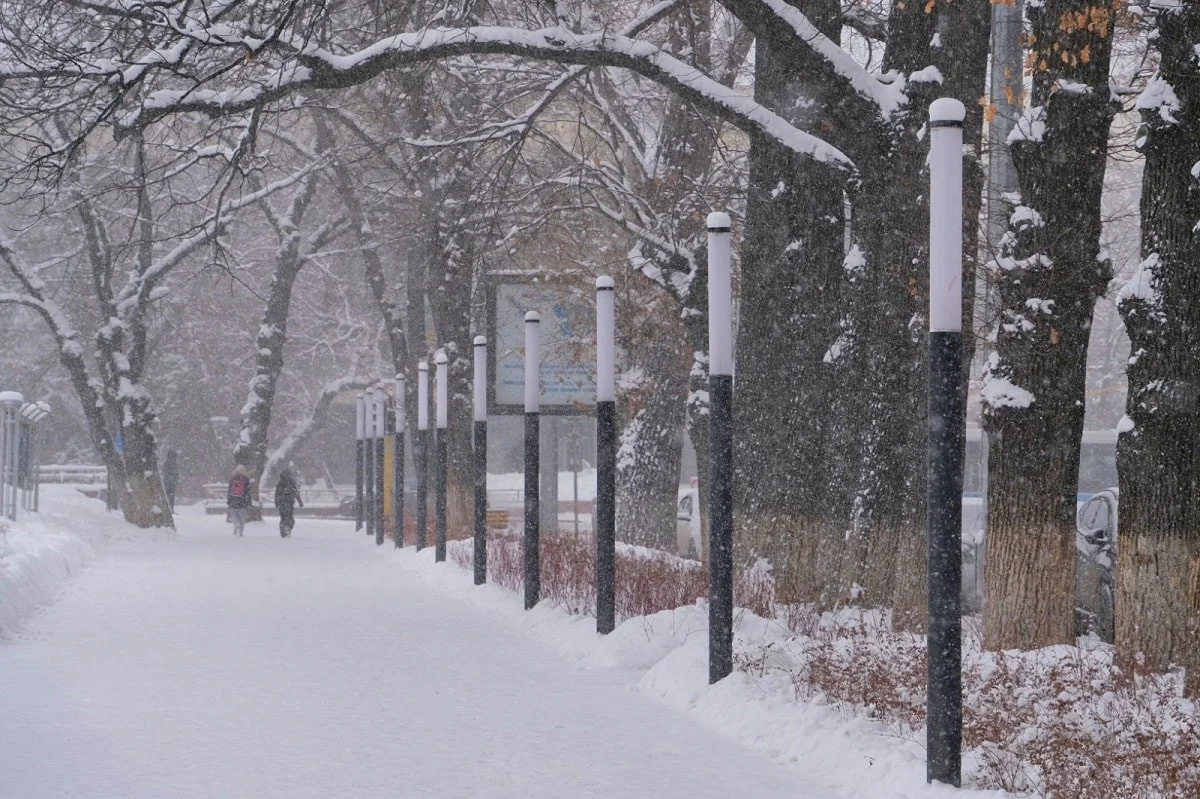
[0,486,1012,798]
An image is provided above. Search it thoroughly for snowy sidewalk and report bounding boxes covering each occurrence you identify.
[0,510,832,799]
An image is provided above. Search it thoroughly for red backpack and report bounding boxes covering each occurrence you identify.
[230,474,249,498]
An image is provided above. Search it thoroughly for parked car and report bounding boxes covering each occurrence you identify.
[1075,488,1117,642]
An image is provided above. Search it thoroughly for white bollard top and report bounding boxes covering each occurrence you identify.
[525,312,540,413]
[929,98,966,125]
[596,275,616,403]
[418,360,429,430]
[473,336,487,422]
[0,391,24,405]
[435,350,448,429]
[707,212,731,230]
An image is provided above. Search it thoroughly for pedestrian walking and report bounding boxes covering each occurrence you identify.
[273,466,303,538]
[227,465,251,537]
[162,449,178,511]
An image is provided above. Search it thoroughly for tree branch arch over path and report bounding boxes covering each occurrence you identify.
[1,0,911,178]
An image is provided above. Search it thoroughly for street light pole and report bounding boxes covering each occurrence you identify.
[595,276,617,634]
[374,387,386,546]
[473,336,488,585]
[365,387,376,539]
[355,393,365,532]
[926,97,966,788]
[416,360,430,551]
[435,350,449,563]
[393,374,406,547]
[524,312,541,610]
[706,212,734,684]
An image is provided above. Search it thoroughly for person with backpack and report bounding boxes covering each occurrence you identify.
[227,465,252,537]
[273,466,303,538]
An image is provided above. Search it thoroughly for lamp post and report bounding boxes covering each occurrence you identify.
[473,336,488,585]
[374,387,386,546]
[434,350,449,562]
[706,212,734,684]
[523,311,541,610]
[393,374,406,547]
[355,393,365,531]
[595,276,617,634]
[416,360,430,551]
[926,96,966,788]
[364,387,376,538]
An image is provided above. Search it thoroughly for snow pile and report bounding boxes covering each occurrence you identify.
[396,540,1013,799]
[422,535,1200,798]
[0,486,165,636]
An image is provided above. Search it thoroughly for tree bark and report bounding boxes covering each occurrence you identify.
[732,0,848,604]
[1116,4,1200,695]
[616,300,688,550]
[233,173,320,483]
[982,0,1115,650]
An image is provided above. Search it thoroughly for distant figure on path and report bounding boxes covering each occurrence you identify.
[273,466,304,538]
[162,449,178,511]
[227,465,251,537]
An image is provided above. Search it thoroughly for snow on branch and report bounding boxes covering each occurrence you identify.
[744,0,905,117]
[113,162,326,313]
[118,25,855,173]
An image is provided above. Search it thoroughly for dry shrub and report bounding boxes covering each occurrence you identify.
[757,612,1200,798]
[964,648,1200,797]
[451,531,707,621]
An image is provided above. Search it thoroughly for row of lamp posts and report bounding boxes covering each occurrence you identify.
[348,98,966,787]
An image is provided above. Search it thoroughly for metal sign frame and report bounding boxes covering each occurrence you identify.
[485,273,596,416]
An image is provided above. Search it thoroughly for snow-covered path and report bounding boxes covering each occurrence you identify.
[0,513,830,798]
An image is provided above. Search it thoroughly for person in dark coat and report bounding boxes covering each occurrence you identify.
[227,465,251,537]
[273,466,303,538]
[162,449,178,511]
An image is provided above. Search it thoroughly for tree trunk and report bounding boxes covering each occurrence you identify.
[732,2,847,603]
[616,302,688,550]
[233,174,319,486]
[426,203,478,535]
[982,0,1115,650]
[1116,4,1200,695]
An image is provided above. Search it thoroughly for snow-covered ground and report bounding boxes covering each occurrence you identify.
[0,488,1007,798]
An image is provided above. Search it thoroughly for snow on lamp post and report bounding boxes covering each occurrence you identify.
[355,393,366,532]
[364,387,377,539]
[434,350,449,563]
[416,360,430,551]
[523,312,541,610]
[707,212,734,684]
[374,386,386,547]
[927,96,966,789]
[393,373,406,548]
[595,276,617,634]
[473,336,488,585]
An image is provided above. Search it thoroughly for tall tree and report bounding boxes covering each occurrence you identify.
[1116,3,1200,695]
[982,0,1116,649]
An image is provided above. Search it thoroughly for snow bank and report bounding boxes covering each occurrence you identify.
[0,486,165,636]
[383,544,1013,799]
